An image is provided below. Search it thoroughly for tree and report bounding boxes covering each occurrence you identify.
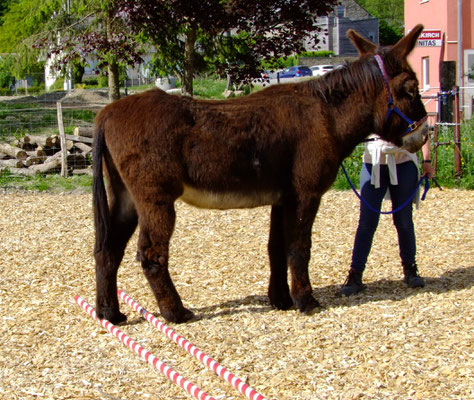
[357,0,404,45]
[0,0,14,23]
[116,0,338,95]
[34,0,144,101]
[0,55,15,88]
[0,0,57,81]
[0,0,143,101]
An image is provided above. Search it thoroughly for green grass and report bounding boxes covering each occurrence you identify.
[193,78,228,99]
[0,171,92,192]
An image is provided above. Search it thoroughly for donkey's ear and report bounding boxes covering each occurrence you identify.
[347,29,378,56]
[389,24,424,60]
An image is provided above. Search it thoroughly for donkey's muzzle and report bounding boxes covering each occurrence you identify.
[400,120,428,153]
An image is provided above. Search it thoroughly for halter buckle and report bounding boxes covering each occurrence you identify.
[407,122,418,132]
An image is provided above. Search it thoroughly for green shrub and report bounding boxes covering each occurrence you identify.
[97,75,108,88]
[50,78,65,91]
[83,77,98,86]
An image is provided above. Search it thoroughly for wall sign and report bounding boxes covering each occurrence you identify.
[418,30,442,47]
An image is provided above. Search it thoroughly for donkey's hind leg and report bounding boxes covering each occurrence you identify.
[268,205,293,310]
[135,197,194,323]
[95,188,137,324]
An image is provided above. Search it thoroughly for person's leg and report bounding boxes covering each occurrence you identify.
[350,163,389,271]
[341,163,388,296]
[389,161,425,287]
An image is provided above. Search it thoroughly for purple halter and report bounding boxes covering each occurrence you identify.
[374,54,427,135]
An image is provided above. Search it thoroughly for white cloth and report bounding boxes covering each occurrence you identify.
[363,134,421,208]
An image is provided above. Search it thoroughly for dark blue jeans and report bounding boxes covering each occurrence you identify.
[351,161,418,272]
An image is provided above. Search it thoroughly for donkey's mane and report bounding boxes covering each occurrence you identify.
[301,56,382,105]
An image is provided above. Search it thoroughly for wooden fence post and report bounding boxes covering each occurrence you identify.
[56,101,68,178]
[453,88,462,178]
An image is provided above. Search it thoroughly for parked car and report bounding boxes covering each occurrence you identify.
[278,66,313,79]
[310,64,335,77]
[261,70,278,80]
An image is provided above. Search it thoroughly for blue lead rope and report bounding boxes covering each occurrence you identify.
[340,163,430,215]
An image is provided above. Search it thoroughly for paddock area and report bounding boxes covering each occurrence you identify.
[0,189,472,400]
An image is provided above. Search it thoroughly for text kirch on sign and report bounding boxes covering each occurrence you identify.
[418,30,442,47]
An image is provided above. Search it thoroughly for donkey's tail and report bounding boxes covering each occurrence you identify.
[92,118,110,255]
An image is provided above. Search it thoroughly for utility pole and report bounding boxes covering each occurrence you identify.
[65,0,73,91]
[457,0,463,88]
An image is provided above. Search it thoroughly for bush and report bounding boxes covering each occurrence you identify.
[50,78,65,91]
[299,50,335,58]
[83,77,98,86]
[0,57,15,89]
[97,75,108,88]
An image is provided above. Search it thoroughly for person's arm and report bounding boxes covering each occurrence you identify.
[420,136,435,178]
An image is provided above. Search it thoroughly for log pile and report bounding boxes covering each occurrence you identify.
[0,128,93,176]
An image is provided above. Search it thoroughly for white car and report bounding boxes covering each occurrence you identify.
[310,64,335,77]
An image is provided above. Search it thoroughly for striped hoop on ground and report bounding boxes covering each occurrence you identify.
[74,295,216,400]
[118,290,270,400]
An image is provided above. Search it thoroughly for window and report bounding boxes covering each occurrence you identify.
[466,52,474,84]
[422,57,430,89]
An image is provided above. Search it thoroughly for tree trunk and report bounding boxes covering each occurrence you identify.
[182,28,197,96]
[108,59,120,102]
[106,9,121,103]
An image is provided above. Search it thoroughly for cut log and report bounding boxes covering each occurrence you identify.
[67,153,86,169]
[25,155,47,167]
[64,134,93,144]
[72,168,93,176]
[72,142,92,154]
[65,140,75,151]
[26,149,47,158]
[73,126,94,138]
[29,135,54,148]
[0,166,36,176]
[29,156,62,174]
[50,135,60,148]
[0,143,28,160]
[17,136,36,151]
[37,145,59,156]
[0,159,24,168]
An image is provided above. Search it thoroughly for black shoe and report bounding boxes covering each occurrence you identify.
[403,262,426,288]
[340,269,365,296]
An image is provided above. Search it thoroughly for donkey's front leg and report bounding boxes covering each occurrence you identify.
[137,202,194,323]
[286,197,321,313]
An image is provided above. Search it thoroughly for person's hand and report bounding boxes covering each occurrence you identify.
[421,161,435,178]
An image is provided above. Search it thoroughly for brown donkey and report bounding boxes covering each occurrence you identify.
[93,25,428,323]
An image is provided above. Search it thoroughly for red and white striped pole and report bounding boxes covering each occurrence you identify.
[118,290,270,400]
[74,296,216,400]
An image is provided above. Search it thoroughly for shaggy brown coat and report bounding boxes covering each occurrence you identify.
[93,26,428,323]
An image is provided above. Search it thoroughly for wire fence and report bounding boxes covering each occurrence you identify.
[0,93,104,181]
[0,89,473,189]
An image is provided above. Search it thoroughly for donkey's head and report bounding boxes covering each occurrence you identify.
[347,24,428,152]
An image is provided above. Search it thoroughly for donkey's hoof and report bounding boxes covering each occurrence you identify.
[98,308,127,324]
[294,295,321,314]
[161,307,195,324]
[270,295,294,311]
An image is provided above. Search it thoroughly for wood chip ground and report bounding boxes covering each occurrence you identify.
[0,189,472,400]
